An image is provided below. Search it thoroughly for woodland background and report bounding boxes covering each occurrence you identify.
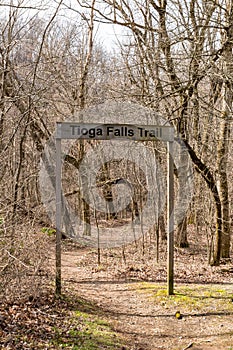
[0,0,233,300]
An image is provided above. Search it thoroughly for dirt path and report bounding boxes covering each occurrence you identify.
[53,247,233,350]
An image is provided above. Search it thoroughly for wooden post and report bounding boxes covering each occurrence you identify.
[55,138,62,295]
[167,141,174,295]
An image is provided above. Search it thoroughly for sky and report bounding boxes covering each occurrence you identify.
[95,22,126,50]
[0,0,125,50]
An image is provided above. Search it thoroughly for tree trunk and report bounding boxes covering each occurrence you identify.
[175,141,190,248]
[183,139,222,265]
[159,214,166,241]
[217,86,231,258]
[78,0,95,236]
[216,4,233,258]
[176,217,189,248]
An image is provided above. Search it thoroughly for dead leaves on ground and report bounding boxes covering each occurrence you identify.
[0,294,66,349]
[0,292,126,350]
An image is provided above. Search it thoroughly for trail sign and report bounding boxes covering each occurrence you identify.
[55,122,174,296]
[56,122,174,142]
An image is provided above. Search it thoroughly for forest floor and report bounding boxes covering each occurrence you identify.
[1,225,233,349]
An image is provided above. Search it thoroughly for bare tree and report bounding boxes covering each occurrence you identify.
[85,0,233,265]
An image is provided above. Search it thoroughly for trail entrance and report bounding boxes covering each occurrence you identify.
[55,122,174,295]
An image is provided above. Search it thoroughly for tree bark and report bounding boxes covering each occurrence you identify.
[77,0,95,236]
[217,112,230,258]
[216,3,233,258]
[182,139,222,265]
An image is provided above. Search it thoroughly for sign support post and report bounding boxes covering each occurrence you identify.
[55,138,62,295]
[167,141,174,295]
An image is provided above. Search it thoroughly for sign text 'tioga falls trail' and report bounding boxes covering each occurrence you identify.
[56,123,174,142]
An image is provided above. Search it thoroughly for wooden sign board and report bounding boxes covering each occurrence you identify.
[56,122,174,142]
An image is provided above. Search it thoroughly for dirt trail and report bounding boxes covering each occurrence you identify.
[51,247,233,350]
